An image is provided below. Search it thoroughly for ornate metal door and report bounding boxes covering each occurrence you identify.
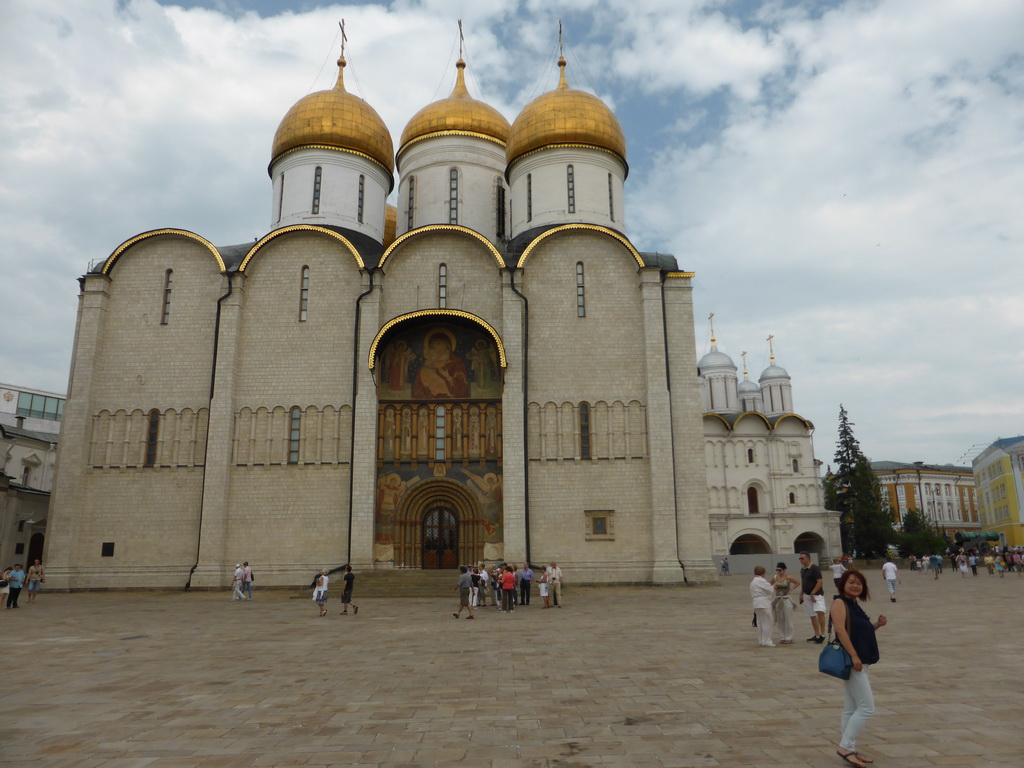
[422,505,459,569]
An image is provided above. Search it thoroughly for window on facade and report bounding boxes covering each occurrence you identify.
[407,176,415,230]
[495,178,506,239]
[747,487,760,514]
[567,164,575,213]
[747,448,754,464]
[448,168,458,225]
[101,542,115,557]
[608,173,614,221]
[792,458,799,473]
[21,467,30,486]
[579,402,591,459]
[288,407,301,464]
[789,492,796,504]
[434,405,446,461]
[526,173,533,222]
[576,262,586,317]
[357,174,365,223]
[299,266,310,321]
[277,173,285,222]
[145,410,160,467]
[161,270,173,325]
[311,166,322,214]
[585,510,615,540]
[16,392,63,422]
[437,264,447,308]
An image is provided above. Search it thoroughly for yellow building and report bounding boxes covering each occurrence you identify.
[972,437,1024,547]
[871,461,978,531]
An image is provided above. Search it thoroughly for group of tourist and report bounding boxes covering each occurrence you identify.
[229,561,255,601]
[750,553,888,768]
[310,564,357,617]
[1,559,44,610]
[453,561,563,619]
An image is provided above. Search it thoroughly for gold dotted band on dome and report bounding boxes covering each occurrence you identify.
[379,225,505,269]
[102,229,226,275]
[516,225,644,269]
[506,143,628,175]
[664,271,696,278]
[368,309,507,372]
[396,130,507,164]
[239,226,364,272]
[269,143,394,181]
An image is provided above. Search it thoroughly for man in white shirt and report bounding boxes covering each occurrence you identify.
[547,562,564,607]
[881,556,901,602]
[231,564,245,601]
[750,566,775,647]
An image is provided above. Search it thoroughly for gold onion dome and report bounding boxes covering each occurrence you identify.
[398,59,511,159]
[506,57,626,168]
[271,56,395,175]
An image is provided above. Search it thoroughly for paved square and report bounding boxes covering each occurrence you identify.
[1,568,1021,767]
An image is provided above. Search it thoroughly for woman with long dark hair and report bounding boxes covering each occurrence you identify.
[831,569,888,767]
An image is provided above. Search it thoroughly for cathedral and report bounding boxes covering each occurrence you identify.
[44,43,837,589]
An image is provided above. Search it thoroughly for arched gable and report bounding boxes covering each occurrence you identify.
[368,309,507,372]
[516,224,644,269]
[772,413,814,432]
[379,225,505,269]
[734,411,773,432]
[101,229,226,276]
[239,225,364,271]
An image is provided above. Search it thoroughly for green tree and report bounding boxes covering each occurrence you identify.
[899,508,948,556]
[830,405,897,557]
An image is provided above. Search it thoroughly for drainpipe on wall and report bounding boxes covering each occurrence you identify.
[508,267,531,564]
[346,269,376,566]
[661,286,687,583]
[187,273,233,590]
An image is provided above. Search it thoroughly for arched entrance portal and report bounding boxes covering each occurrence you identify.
[394,479,484,568]
[729,533,771,555]
[422,504,459,569]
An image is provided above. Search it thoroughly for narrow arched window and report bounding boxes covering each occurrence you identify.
[298,266,309,321]
[789,492,796,504]
[311,166,322,214]
[576,262,586,318]
[495,178,506,239]
[357,174,365,223]
[526,173,533,222]
[434,405,446,461]
[277,173,285,222]
[567,165,575,213]
[407,176,415,230]
[579,402,591,459]
[608,173,615,221]
[438,264,447,308]
[288,407,301,464]
[747,487,759,514]
[747,448,754,464]
[448,168,458,225]
[145,410,160,467]
[791,458,799,472]
[161,270,173,325]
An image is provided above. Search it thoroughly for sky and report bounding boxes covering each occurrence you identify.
[2,0,1022,468]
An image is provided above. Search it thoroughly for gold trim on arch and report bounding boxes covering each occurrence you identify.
[507,142,628,172]
[379,225,505,269]
[665,271,696,279]
[239,226,364,272]
[269,143,394,180]
[101,229,227,275]
[516,225,644,269]
[368,309,507,372]
[397,130,506,164]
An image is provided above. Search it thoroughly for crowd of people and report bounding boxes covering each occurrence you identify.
[1,559,44,610]
[453,561,563,619]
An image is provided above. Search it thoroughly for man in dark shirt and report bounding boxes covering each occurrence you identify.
[798,551,826,643]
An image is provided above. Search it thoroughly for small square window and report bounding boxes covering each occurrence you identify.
[14,543,25,555]
[101,542,115,557]
[585,510,614,541]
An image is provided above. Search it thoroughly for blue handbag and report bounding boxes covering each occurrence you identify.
[818,611,853,680]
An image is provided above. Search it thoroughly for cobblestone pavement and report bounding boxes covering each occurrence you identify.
[1,568,1021,767]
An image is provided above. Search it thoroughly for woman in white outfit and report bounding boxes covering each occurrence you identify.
[750,566,775,647]
[312,569,329,617]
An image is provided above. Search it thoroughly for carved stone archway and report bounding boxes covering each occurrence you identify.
[394,479,483,568]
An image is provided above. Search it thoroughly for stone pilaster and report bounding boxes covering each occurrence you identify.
[500,269,526,563]
[349,272,381,568]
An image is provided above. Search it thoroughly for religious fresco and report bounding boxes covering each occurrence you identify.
[374,321,504,566]
[379,323,501,400]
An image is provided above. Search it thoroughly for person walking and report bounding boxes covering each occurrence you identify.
[453,565,474,619]
[881,555,901,602]
[519,563,533,606]
[26,559,44,604]
[340,565,358,615]
[231,564,245,601]
[548,561,563,607]
[829,557,846,593]
[312,569,329,617]
[6,563,27,609]
[750,566,775,647]
[831,569,888,767]
[798,552,826,643]
[772,562,800,644]
[0,566,13,610]
[242,562,254,600]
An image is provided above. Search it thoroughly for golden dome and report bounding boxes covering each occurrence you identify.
[383,204,398,247]
[271,57,395,176]
[506,57,626,168]
[397,59,510,162]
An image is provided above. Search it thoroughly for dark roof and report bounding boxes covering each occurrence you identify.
[638,252,679,271]
[870,461,972,473]
[0,423,58,445]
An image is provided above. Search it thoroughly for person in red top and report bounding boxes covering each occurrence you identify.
[500,564,516,612]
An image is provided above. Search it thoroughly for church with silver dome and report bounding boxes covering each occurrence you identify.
[44,44,837,589]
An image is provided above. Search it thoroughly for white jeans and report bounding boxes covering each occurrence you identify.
[754,607,773,645]
[839,667,875,750]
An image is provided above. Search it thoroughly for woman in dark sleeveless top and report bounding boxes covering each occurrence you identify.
[830,569,889,768]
